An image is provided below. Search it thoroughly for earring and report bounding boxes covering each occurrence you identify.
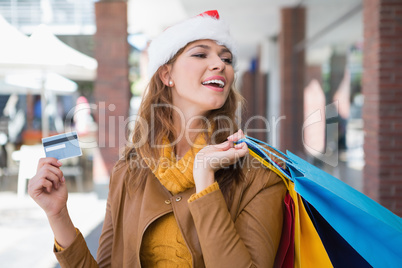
[169,81,173,86]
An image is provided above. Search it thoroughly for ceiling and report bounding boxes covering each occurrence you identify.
[1,0,363,72]
[128,0,363,72]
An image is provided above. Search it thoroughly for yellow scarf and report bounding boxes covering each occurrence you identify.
[152,134,207,195]
[141,134,208,266]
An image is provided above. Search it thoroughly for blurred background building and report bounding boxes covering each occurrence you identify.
[0,0,401,267]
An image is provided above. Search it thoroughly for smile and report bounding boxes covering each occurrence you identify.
[202,76,226,88]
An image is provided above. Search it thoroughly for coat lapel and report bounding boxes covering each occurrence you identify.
[171,187,204,266]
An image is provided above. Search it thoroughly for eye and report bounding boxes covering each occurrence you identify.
[221,57,233,64]
[192,53,207,58]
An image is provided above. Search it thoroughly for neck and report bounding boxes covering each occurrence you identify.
[172,108,206,158]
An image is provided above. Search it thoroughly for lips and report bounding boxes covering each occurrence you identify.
[202,76,226,89]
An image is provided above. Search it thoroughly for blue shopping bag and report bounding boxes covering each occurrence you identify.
[239,136,402,268]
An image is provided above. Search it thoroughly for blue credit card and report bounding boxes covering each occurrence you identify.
[42,131,82,160]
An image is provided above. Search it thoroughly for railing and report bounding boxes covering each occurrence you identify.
[0,0,95,34]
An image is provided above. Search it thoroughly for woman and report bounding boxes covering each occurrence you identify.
[28,10,286,267]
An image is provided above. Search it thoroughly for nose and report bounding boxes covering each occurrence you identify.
[209,55,225,72]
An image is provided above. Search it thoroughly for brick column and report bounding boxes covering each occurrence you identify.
[254,72,268,141]
[94,1,130,176]
[362,0,402,216]
[240,59,268,141]
[241,70,255,126]
[279,7,306,154]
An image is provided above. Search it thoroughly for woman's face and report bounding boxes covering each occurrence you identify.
[169,39,235,115]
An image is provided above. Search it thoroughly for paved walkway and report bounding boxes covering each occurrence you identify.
[0,192,106,268]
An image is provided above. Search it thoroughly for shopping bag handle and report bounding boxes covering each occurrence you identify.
[245,135,289,160]
[237,136,305,182]
[243,136,305,174]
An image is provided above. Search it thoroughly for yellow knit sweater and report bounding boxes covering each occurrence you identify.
[140,182,219,267]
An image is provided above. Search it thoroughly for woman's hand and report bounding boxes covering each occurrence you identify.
[28,157,67,218]
[193,129,248,193]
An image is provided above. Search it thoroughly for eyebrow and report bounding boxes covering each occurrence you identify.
[188,44,210,51]
[187,44,232,56]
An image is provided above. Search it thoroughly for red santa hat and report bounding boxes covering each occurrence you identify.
[147,10,237,77]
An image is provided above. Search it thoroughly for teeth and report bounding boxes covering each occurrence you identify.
[202,79,225,88]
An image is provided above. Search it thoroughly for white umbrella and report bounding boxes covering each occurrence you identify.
[3,72,77,95]
[25,24,97,81]
[0,15,29,64]
[0,23,97,81]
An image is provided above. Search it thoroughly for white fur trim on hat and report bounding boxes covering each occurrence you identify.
[147,11,237,77]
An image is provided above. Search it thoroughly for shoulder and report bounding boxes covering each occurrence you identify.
[107,160,130,196]
[110,160,129,182]
[112,159,130,178]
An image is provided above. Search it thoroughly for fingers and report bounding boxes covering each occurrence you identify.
[28,174,56,197]
[197,140,248,171]
[32,158,65,191]
[195,130,249,172]
[44,165,65,189]
[212,140,231,150]
[234,140,248,153]
[39,177,54,194]
[204,130,248,155]
[227,129,246,142]
[37,157,62,170]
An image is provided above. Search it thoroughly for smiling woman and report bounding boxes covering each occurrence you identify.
[28,10,286,268]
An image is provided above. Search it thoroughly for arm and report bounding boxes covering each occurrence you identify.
[54,163,126,267]
[191,130,286,267]
[54,168,119,268]
[189,172,285,267]
[28,157,99,267]
[53,200,113,268]
[28,158,76,248]
[96,186,114,267]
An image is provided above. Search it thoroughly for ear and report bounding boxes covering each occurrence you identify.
[158,64,172,87]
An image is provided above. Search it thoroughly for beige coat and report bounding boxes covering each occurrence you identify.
[55,155,286,267]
